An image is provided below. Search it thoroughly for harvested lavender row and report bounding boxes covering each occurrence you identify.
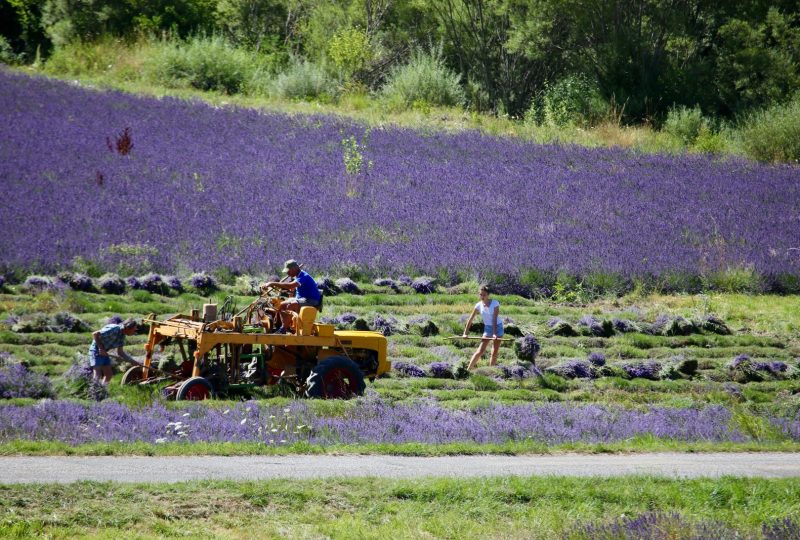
[1,70,799,278]
[0,398,787,446]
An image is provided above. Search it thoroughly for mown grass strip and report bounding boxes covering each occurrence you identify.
[1,476,798,539]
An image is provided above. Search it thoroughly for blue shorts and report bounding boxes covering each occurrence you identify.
[483,322,504,337]
[89,351,111,367]
[286,297,321,308]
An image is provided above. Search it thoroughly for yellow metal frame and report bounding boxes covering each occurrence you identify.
[141,312,390,380]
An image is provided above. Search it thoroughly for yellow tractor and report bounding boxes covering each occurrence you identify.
[121,287,389,400]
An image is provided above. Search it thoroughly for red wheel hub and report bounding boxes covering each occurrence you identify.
[184,383,210,400]
[322,368,358,398]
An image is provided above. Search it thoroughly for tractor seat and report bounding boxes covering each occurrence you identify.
[296,306,318,336]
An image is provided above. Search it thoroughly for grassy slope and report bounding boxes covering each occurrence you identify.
[1,477,798,538]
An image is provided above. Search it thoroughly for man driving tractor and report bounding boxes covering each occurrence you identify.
[261,259,321,333]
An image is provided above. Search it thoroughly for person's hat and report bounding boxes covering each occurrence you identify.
[282,259,300,273]
[122,318,138,330]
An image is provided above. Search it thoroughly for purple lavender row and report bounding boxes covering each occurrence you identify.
[570,512,800,540]
[2,398,793,446]
[1,70,799,278]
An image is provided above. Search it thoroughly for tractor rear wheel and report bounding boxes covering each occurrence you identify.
[121,365,145,386]
[176,376,215,401]
[306,356,365,399]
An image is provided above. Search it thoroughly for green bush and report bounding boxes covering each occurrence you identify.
[529,75,609,127]
[381,50,464,108]
[328,27,372,81]
[739,95,800,162]
[146,35,254,94]
[693,124,729,154]
[663,105,707,145]
[0,36,20,65]
[270,58,337,100]
[41,0,216,47]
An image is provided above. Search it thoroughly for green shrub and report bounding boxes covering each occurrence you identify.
[453,360,471,380]
[270,58,336,100]
[146,35,254,94]
[381,50,464,108]
[531,75,609,127]
[769,273,800,294]
[677,358,699,376]
[0,36,20,65]
[663,105,707,145]
[44,38,117,76]
[739,95,800,162]
[693,124,728,154]
[243,65,275,96]
[328,27,372,81]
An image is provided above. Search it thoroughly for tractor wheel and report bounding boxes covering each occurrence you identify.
[176,376,215,401]
[121,365,145,386]
[306,356,365,399]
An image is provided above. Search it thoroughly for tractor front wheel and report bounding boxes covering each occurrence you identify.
[121,365,145,386]
[176,376,215,401]
[306,356,365,399]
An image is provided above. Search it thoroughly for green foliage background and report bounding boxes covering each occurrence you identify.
[2,0,800,158]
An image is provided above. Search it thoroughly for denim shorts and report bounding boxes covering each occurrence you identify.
[286,297,321,308]
[483,322,504,337]
[89,351,111,367]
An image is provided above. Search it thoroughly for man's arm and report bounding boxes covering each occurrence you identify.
[264,281,299,291]
[115,347,138,365]
[92,331,107,356]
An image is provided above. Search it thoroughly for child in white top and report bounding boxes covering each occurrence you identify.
[462,285,504,369]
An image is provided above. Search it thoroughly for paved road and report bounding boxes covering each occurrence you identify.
[2,453,799,483]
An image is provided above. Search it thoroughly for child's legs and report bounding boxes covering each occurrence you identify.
[468,340,489,369]
[489,340,501,366]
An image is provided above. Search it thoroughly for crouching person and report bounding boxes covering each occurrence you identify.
[89,318,138,384]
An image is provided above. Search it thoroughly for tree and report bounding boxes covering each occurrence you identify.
[426,0,550,114]
[215,0,287,53]
[714,8,800,115]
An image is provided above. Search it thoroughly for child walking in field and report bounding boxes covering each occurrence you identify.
[462,285,503,370]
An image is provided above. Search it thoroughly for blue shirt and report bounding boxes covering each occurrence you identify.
[89,324,126,355]
[294,271,321,302]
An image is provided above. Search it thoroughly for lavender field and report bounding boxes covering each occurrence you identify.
[3,397,795,446]
[2,68,799,283]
